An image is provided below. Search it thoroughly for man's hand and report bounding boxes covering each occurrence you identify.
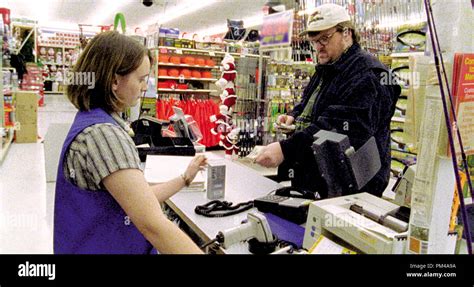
[277,115,295,126]
[255,142,284,168]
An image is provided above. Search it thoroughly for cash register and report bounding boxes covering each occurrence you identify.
[303,192,410,254]
[131,107,202,162]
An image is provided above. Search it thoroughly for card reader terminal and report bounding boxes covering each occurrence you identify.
[254,194,313,224]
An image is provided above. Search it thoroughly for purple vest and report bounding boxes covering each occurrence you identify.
[54,108,155,254]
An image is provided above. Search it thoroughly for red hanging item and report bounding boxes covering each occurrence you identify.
[155,97,222,147]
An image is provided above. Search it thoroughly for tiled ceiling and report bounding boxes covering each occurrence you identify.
[1,0,268,35]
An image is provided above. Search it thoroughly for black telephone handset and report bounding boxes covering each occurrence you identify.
[274,186,318,200]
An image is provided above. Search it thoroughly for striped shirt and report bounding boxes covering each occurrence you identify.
[63,113,141,191]
[295,80,324,131]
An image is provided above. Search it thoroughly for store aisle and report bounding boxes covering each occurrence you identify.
[0,94,76,254]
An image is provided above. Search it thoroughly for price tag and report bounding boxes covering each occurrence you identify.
[176,49,183,54]
[209,51,215,57]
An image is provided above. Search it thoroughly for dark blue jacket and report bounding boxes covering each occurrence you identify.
[280,43,400,198]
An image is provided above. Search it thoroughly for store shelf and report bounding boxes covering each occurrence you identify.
[391,148,418,156]
[391,116,406,123]
[237,98,266,103]
[44,91,65,94]
[38,43,65,48]
[11,23,36,30]
[158,62,219,69]
[158,76,218,82]
[158,88,217,93]
[390,52,425,58]
[155,46,265,59]
[38,43,78,49]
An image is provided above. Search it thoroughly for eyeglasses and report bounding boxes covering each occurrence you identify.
[310,30,339,47]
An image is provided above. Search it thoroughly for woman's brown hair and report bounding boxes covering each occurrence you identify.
[67,31,153,113]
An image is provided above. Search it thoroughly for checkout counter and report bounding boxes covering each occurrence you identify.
[145,152,283,254]
[144,153,413,254]
[143,130,416,254]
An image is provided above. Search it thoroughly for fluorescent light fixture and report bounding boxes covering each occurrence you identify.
[7,0,55,23]
[160,0,218,24]
[193,23,227,38]
[193,13,265,38]
[87,0,131,26]
[138,0,218,29]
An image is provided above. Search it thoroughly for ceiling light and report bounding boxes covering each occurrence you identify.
[13,0,55,24]
[87,0,131,26]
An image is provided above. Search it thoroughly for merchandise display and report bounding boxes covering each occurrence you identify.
[0,68,16,163]
[155,96,221,148]
[153,34,267,148]
[231,56,261,145]
[154,45,223,147]
[263,60,314,142]
[212,53,240,157]
[0,13,17,163]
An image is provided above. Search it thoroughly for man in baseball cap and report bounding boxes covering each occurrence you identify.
[300,3,354,65]
[256,3,401,199]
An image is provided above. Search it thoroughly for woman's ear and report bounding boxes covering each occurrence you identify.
[112,74,120,93]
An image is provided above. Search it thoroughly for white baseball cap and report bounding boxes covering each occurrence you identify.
[299,3,351,37]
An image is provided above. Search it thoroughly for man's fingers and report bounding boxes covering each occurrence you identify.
[256,155,273,168]
[255,155,265,165]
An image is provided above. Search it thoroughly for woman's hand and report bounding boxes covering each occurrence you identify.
[183,155,208,183]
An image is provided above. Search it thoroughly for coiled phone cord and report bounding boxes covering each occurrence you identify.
[194,200,254,218]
